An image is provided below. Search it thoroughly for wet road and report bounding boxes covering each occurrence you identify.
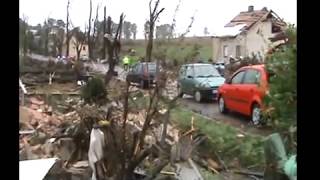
[178,95,272,136]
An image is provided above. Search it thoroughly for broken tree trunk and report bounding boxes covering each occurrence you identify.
[49,72,55,85]
[102,6,106,59]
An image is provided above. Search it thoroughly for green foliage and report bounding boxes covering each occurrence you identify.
[81,77,107,105]
[263,25,297,151]
[263,26,297,130]
[171,107,265,169]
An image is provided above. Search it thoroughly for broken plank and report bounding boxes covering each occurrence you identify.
[233,170,264,177]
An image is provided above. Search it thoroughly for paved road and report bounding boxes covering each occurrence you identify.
[178,95,272,136]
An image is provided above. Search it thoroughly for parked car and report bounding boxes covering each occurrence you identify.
[177,63,225,102]
[126,62,159,89]
[217,64,269,125]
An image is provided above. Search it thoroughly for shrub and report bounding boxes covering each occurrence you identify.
[81,77,107,105]
[263,25,297,152]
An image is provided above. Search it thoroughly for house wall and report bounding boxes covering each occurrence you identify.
[212,34,246,63]
[245,20,273,59]
[62,36,89,58]
[212,20,276,63]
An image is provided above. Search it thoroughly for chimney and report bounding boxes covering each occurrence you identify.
[248,5,254,12]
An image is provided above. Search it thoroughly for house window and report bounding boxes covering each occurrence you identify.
[223,45,228,57]
[236,45,241,57]
[83,46,86,50]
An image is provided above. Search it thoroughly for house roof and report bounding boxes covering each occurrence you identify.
[213,24,247,37]
[214,7,286,37]
[225,8,270,29]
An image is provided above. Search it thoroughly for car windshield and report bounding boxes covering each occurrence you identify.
[194,65,221,77]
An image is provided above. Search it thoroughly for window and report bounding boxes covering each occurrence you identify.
[236,45,241,57]
[243,69,260,84]
[231,71,245,84]
[83,46,86,50]
[194,65,220,77]
[223,45,228,57]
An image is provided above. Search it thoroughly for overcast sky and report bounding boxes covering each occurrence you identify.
[19,0,297,39]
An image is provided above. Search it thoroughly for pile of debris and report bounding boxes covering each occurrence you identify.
[19,96,80,160]
[19,90,223,179]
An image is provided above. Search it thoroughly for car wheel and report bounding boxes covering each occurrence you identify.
[177,84,183,97]
[251,104,262,125]
[218,96,228,114]
[194,91,203,102]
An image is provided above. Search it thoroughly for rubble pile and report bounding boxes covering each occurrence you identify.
[19,90,222,179]
[19,96,81,160]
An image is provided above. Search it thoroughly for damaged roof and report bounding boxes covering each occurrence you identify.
[214,7,286,37]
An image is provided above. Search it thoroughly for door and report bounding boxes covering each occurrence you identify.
[225,70,246,111]
[184,65,195,95]
[238,69,261,115]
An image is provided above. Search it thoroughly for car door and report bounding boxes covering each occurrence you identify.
[237,69,262,115]
[184,65,195,95]
[224,70,246,111]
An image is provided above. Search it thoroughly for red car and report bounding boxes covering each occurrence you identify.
[217,64,269,125]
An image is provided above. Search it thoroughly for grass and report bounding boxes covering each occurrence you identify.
[121,37,213,63]
[171,107,265,170]
[129,95,265,170]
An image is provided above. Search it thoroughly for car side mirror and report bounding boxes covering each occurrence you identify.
[187,75,193,79]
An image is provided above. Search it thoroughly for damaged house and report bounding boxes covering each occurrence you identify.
[212,6,287,63]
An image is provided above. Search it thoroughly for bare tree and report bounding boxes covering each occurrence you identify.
[204,27,210,36]
[104,14,124,85]
[20,15,29,56]
[144,20,150,42]
[102,6,106,59]
[72,27,87,61]
[145,0,165,62]
[179,11,196,40]
[65,0,71,57]
[169,0,182,40]
[92,3,100,59]
[87,0,93,60]
[131,23,137,40]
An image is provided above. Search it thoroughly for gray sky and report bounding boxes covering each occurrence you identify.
[20,0,296,39]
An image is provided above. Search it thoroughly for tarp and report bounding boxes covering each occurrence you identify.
[19,158,58,180]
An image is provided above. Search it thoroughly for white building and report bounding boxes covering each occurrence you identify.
[212,6,287,63]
